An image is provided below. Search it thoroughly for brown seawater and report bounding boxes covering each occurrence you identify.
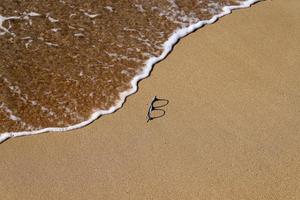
[0,0,258,140]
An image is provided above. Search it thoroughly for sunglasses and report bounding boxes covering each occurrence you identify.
[146,96,169,122]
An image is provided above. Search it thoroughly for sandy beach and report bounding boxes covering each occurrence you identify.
[1,0,299,199]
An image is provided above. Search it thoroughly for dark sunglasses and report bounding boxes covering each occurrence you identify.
[146,96,169,122]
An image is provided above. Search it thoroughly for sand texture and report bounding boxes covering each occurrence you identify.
[0,0,299,199]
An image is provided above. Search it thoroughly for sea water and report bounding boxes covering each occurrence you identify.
[0,0,260,142]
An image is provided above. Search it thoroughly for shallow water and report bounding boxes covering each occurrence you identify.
[0,0,258,140]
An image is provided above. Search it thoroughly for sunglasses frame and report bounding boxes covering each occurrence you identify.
[146,96,169,122]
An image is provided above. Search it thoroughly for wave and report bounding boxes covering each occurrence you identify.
[0,0,260,143]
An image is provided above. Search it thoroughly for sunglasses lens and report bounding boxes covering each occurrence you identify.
[152,99,168,108]
[149,109,165,119]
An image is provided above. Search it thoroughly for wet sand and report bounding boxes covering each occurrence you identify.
[0,0,299,199]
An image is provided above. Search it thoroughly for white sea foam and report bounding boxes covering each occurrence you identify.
[0,0,260,143]
[0,15,20,36]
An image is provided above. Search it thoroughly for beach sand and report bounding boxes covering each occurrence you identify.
[1,0,299,199]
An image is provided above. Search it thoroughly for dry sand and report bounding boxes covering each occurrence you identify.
[0,0,299,199]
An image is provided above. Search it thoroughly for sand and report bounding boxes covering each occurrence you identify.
[0,0,299,199]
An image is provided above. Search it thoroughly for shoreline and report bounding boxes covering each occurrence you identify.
[0,0,260,143]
